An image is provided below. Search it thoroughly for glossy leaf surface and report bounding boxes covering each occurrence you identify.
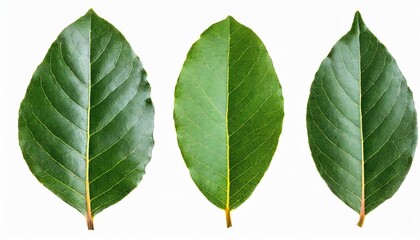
[174,16,284,227]
[18,9,154,229]
[307,12,417,226]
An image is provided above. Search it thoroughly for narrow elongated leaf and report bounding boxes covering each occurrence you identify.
[307,11,417,226]
[18,9,154,229]
[174,16,284,227]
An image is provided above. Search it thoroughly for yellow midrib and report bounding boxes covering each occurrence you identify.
[85,12,93,229]
[356,19,366,227]
[225,17,231,226]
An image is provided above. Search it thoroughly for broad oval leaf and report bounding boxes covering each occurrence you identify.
[18,9,154,229]
[174,16,284,227]
[307,11,417,227]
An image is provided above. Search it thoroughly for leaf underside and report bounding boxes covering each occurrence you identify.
[307,12,417,226]
[174,16,284,227]
[18,9,154,229]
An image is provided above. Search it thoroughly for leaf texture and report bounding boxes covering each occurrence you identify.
[174,16,284,227]
[307,11,417,226]
[18,9,154,229]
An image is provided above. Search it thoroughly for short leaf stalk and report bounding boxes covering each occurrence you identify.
[357,208,365,227]
[225,208,232,228]
[86,214,94,230]
[357,192,365,227]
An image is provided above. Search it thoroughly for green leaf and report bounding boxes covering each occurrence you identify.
[18,9,154,230]
[174,16,284,227]
[307,11,417,227]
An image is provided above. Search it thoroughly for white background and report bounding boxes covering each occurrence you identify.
[1,0,420,239]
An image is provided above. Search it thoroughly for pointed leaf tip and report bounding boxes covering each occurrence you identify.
[351,11,365,32]
[225,15,235,24]
[86,8,98,17]
[354,11,364,22]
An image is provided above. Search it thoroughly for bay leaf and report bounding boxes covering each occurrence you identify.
[307,11,417,226]
[18,9,154,229]
[174,16,284,227]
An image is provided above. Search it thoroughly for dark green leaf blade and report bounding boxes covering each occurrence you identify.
[18,9,154,229]
[307,11,417,227]
[174,16,284,227]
